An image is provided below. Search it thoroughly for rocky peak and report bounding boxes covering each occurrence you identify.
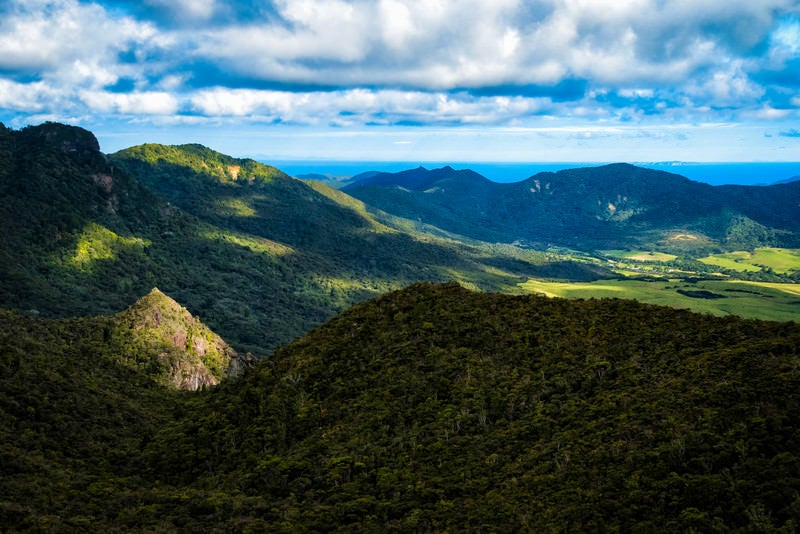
[115,288,253,390]
[20,122,102,163]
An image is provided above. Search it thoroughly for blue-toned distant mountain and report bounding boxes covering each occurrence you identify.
[343,164,800,251]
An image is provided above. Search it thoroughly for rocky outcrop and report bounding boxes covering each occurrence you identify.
[114,288,252,390]
[19,122,102,163]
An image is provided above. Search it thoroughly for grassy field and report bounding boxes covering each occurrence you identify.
[603,250,678,262]
[699,248,800,274]
[519,278,800,323]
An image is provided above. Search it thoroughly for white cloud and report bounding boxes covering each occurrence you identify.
[685,60,765,107]
[618,89,655,98]
[81,90,179,115]
[2,0,800,134]
[378,0,415,53]
[0,0,154,74]
[228,0,370,63]
[181,0,797,99]
[0,79,61,111]
[745,106,793,120]
[188,87,552,126]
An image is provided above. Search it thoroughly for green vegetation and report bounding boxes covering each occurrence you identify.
[2,283,799,531]
[700,248,800,274]
[519,278,800,322]
[4,122,796,355]
[0,123,571,354]
[699,251,765,272]
[114,287,245,387]
[519,247,798,322]
[68,222,151,271]
[344,164,800,253]
[602,249,678,262]
[113,142,288,186]
[2,124,799,531]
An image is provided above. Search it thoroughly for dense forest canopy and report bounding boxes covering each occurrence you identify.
[2,283,799,531]
[1,122,799,531]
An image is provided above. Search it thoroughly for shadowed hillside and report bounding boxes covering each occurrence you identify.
[0,288,242,530]
[1,283,798,531]
[344,164,800,251]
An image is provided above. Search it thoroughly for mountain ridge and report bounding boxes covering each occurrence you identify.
[1,122,799,531]
[1,122,569,353]
[2,282,799,531]
[344,163,800,251]
[144,282,800,531]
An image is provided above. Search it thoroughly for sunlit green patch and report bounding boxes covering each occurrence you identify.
[603,250,678,262]
[519,277,800,323]
[699,252,762,272]
[748,248,800,274]
[699,248,800,274]
[201,229,295,256]
[68,223,150,270]
[216,198,257,217]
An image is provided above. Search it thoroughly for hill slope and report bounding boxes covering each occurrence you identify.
[113,287,250,389]
[0,288,245,529]
[344,164,800,251]
[2,283,798,531]
[0,122,570,353]
[145,282,800,531]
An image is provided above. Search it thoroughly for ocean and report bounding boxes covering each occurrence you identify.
[269,160,800,186]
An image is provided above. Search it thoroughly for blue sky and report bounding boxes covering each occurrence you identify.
[1,0,800,163]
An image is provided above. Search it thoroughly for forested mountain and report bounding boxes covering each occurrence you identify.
[1,121,799,531]
[1,283,798,531]
[0,288,243,530]
[344,164,800,251]
[0,122,567,353]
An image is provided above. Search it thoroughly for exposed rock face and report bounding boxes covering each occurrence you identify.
[228,351,258,378]
[20,122,102,163]
[115,288,252,390]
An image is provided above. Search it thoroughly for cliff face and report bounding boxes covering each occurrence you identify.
[114,288,251,390]
[20,121,102,161]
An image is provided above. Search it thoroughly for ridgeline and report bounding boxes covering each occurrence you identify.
[1,283,798,531]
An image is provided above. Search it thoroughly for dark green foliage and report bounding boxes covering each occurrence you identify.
[676,289,727,299]
[0,308,180,531]
[144,283,798,532]
[344,164,800,251]
[2,123,799,530]
[2,283,799,531]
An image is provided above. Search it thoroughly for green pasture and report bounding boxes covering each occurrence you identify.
[699,248,800,274]
[519,278,800,323]
[603,250,678,262]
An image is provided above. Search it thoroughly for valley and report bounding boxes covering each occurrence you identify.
[2,122,797,350]
[4,1,800,531]
[0,122,798,532]
[515,246,800,321]
[520,277,800,322]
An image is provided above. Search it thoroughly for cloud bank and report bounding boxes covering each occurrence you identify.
[1,0,799,158]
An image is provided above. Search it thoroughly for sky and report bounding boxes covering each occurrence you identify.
[1,0,800,164]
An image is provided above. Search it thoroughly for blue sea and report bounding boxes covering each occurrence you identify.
[270,160,800,186]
